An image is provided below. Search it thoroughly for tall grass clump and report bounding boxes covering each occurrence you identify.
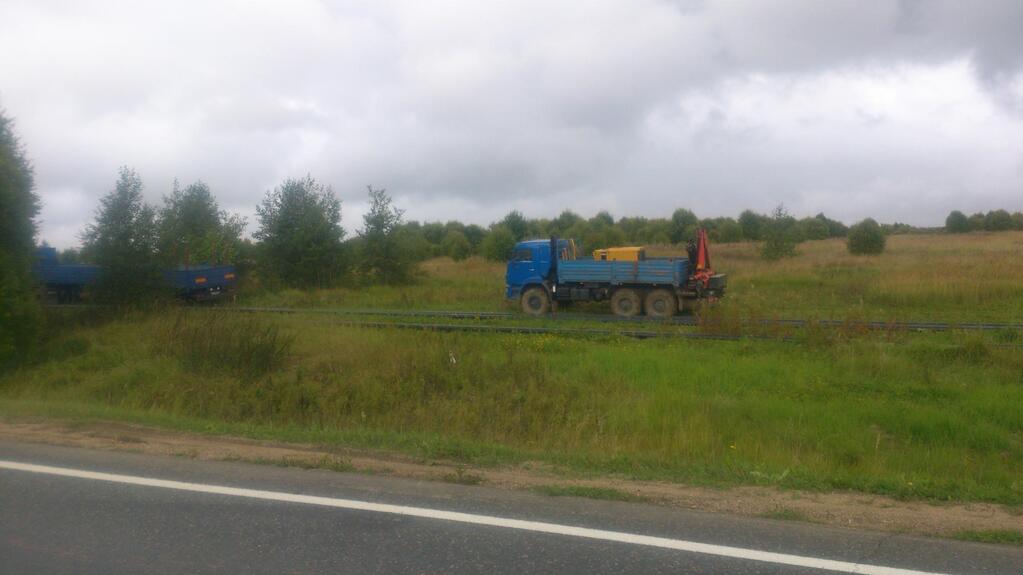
[159,312,293,377]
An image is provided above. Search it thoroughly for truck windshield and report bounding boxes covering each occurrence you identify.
[512,249,532,262]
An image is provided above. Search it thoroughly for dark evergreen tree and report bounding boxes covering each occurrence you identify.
[0,111,42,367]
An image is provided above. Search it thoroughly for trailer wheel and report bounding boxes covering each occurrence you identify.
[644,289,677,318]
[521,287,550,316]
[610,288,642,317]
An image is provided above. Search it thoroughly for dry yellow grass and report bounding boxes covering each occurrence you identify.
[711,232,1023,321]
[244,231,1023,322]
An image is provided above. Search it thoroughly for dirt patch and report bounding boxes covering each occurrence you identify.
[1,418,1019,538]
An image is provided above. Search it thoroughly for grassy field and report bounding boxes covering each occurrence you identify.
[242,231,1023,322]
[2,231,1022,506]
[2,307,1021,504]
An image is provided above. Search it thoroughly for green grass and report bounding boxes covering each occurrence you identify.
[3,308,1022,504]
[532,485,648,502]
[951,529,1023,545]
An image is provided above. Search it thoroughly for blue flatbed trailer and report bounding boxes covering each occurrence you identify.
[33,247,237,303]
[505,234,726,317]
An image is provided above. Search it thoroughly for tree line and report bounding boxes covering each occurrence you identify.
[945,209,1023,234]
[3,107,1021,367]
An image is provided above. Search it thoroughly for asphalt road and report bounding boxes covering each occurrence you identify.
[0,441,1019,574]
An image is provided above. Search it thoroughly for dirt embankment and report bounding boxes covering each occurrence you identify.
[1,419,1019,539]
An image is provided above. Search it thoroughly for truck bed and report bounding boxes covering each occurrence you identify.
[557,258,689,286]
[163,265,237,291]
[32,264,102,286]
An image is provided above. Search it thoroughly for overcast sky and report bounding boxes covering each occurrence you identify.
[2,0,1022,248]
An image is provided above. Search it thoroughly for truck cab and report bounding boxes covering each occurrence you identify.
[504,239,574,301]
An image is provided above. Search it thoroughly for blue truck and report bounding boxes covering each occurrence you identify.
[505,230,726,317]
[33,247,238,303]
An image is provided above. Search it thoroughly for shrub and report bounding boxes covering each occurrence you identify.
[441,230,472,261]
[945,210,970,234]
[847,218,886,255]
[760,205,800,260]
[797,217,830,240]
[984,209,1013,232]
[739,209,768,241]
[481,226,516,262]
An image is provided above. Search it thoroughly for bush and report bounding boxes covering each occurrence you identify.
[441,230,472,261]
[481,226,516,262]
[798,217,830,240]
[984,209,1013,231]
[847,218,886,255]
[760,205,800,260]
[945,210,970,234]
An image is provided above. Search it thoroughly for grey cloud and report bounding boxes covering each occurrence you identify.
[1,0,1022,248]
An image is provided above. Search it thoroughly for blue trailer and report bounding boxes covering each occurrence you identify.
[505,231,726,317]
[33,247,237,303]
[163,265,238,302]
[32,247,102,303]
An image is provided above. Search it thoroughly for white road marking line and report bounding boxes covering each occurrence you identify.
[0,459,949,575]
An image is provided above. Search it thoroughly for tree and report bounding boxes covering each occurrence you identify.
[441,230,472,261]
[81,167,163,303]
[967,212,986,231]
[463,224,486,249]
[500,210,529,241]
[481,225,516,262]
[669,208,699,244]
[710,219,744,243]
[157,180,245,265]
[760,205,799,260]
[945,210,970,234]
[550,210,583,237]
[1012,212,1023,231]
[358,186,414,284]
[814,213,848,238]
[847,218,886,255]
[590,211,614,227]
[797,217,830,240]
[0,111,42,368]
[739,209,767,241]
[984,209,1013,231]
[254,175,346,287]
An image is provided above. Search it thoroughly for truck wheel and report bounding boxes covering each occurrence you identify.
[644,289,677,318]
[610,289,642,317]
[521,287,550,316]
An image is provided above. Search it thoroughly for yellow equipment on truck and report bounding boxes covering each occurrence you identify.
[592,246,645,261]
